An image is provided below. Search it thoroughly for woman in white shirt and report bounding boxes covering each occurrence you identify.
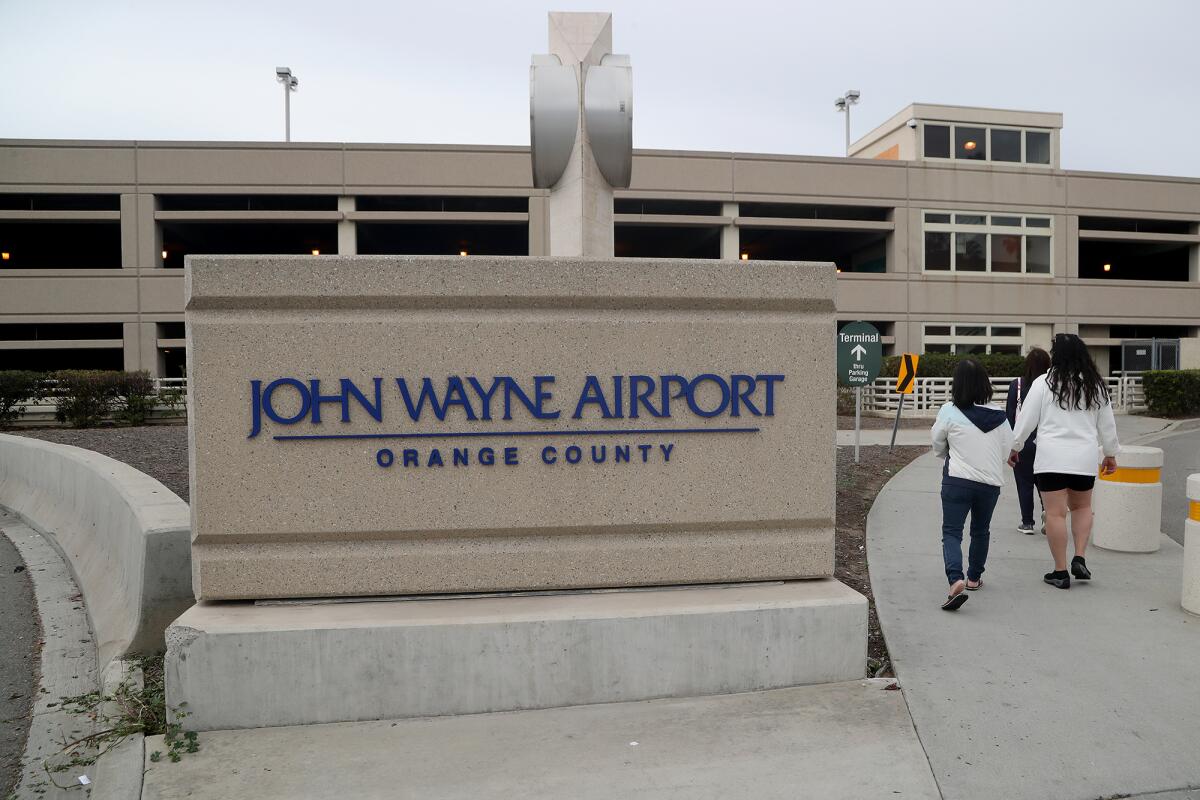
[1009,335,1119,589]
[931,359,1015,610]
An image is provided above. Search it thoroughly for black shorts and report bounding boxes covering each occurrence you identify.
[1035,472,1096,493]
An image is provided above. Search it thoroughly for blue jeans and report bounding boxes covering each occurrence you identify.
[941,482,1001,584]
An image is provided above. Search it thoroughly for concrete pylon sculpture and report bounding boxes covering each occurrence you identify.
[530,12,632,256]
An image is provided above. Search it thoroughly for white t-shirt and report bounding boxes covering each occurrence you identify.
[1010,373,1119,476]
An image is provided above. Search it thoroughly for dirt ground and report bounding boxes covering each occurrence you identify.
[837,414,931,430]
[836,445,926,676]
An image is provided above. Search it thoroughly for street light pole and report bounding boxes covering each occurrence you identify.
[834,89,861,156]
[275,67,299,142]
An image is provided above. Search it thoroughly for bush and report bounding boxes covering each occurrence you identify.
[112,370,158,426]
[0,371,44,428]
[1142,370,1200,417]
[51,370,120,428]
[881,352,1026,379]
[836,386,856,415]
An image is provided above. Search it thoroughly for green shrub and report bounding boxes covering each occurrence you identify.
[51,370,120,428]
[112,370,159,426]
[881,352,1027,379]
[1142,370,1200,417]
[0,370,44,428]
[836,386,856,415]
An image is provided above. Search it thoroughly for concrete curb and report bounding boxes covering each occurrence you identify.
[1,509,98,799]
[88,660,145,800]
[0,434,192,670]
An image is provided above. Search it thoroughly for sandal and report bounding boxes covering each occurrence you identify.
[966,579,983,591]
[941,580,968,611]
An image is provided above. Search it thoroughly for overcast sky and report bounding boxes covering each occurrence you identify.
[2,0,1198,177]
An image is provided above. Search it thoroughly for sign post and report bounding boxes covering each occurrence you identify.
[889,353,919,451]
[837,322,882,464]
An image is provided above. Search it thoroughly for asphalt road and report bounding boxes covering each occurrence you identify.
[1159,428,1200,545]
[0,529,38,800]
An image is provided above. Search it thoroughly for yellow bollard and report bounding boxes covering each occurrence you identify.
[1092,446,1163,553]
[1184,474,1200,616]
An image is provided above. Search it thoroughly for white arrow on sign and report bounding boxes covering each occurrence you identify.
[851,344,867,362]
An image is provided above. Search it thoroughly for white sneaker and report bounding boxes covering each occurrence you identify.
[1017,523,1035,535]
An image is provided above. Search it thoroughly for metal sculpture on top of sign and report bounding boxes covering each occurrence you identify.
[529,18,633,190]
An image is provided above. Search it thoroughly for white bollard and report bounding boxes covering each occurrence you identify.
[1184,474,1200,616]
[1092,446,1163,553]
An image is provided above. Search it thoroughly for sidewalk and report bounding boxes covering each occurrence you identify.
[867,449,1200,799]
[142,680,940,800]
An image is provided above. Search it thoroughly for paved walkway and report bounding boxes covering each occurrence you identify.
[142,681,939,800]
[868,442,1200,799]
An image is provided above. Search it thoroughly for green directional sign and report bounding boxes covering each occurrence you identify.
[837,322,882,387]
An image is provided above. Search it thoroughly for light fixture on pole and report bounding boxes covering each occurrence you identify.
[834,89,861,155]
[275,67,299,142]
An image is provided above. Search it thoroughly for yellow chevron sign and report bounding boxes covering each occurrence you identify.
[895,353,919,395]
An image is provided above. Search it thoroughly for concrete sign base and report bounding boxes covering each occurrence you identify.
[166,579,866,731]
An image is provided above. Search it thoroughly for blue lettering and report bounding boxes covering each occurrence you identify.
[541,446,557,464]
[403,449,419,467]
[660,443,674,461]
[248,380,263,438]
[480,447,495,466]
[453,448,469,466]
[396,378,447,421]
[755,374,784,416]
[427,448,444,467]
[262,378,311,425]
[660,375,688,418]
[686,374,731,418]
[572,375,614,419]
[376,448,394,467]
[503,376,560,420]
[614,444,631,463]
[638,444,652,462]
[504,446,519,466]
[441,377,478,420]
[629,375,663,418]
[467,377,504,421]
[565,445,582,464]
[730,374,761,418]
[309,378,384,424]
[612,376,624,418]
[591,444,606,463]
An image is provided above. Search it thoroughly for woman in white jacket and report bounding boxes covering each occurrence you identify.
[931,359,1015,610]
[1009,334,1119,589]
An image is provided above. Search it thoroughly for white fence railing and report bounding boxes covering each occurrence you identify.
[861,375,1146,415]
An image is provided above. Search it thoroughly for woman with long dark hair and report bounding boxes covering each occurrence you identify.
[1005,348,1051,535]
[1009,334,1119,589]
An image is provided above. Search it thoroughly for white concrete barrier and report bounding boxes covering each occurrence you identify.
[1092,446,1163,553]
[0,433,192,668]
[167,580,866,732]
[1184,474,1200,616]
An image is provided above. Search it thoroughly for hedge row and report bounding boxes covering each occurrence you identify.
[0,370,185,429]
[1141,370,1200,417]
[880,352,1027,379]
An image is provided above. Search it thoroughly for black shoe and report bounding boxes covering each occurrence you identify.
[1071,556,1091,581]
[1044,570,1071,589]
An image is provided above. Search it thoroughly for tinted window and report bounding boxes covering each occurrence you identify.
[1026,236,1051,273]
[925,232,951,270]
[1026,131,1050,164]
[992,129,1021,162]
[924,125,951,158]
[991,234,1022,272]
[955,127,987,160]
[955,233,987,270]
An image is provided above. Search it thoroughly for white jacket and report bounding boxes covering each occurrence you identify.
[1011,373,1119,476]
[931,403,1015,488]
